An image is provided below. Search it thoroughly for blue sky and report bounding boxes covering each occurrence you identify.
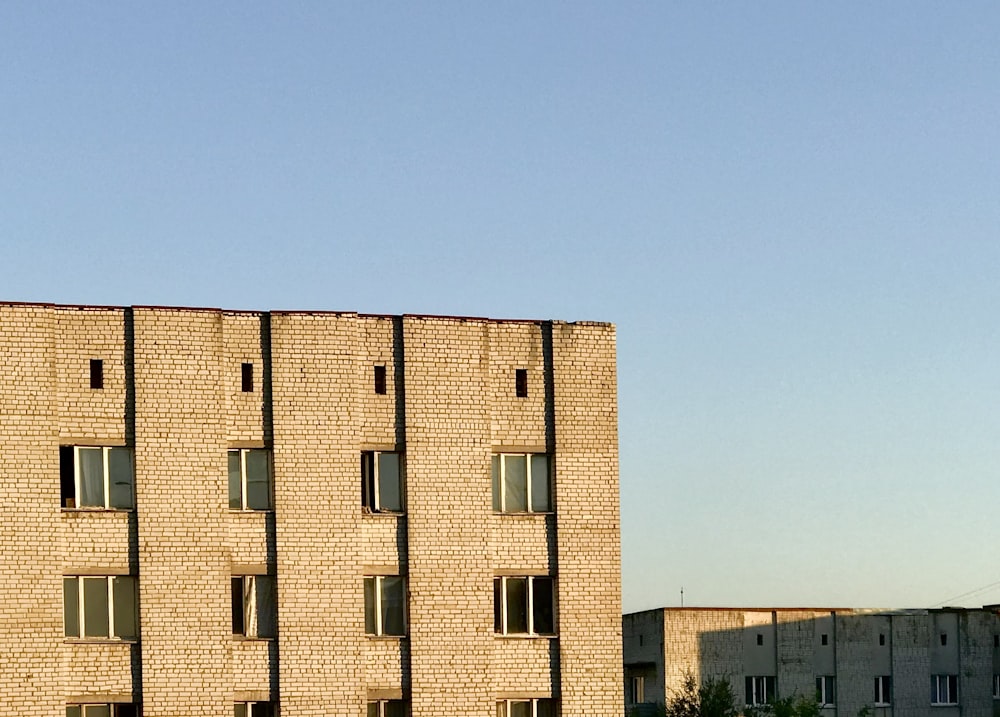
[3,3,999,611]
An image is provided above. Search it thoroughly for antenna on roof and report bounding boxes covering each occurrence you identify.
[680,587,684,607]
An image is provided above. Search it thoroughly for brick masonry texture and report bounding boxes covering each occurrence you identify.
[0,303,621,716]
[624,607,1000,717]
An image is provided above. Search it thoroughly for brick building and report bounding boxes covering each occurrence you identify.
[624,607,1000,717]
[0,302,622,716]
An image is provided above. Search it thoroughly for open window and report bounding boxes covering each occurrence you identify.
[60,446,134,510]
[368,700,408,717]
[228,449,272,510]
[231,575,276,638]
[493,576,555,636]
[234,703,275,717]
[362,451,403,513]
[492,454,551,513]
[63,576,138,640]
[67,705,139,717]
[496,699,555,717]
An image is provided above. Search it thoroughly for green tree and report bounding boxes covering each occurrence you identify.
[665,673,740,717]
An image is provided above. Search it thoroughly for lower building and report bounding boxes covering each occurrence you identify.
[0,302,622,716]
[624,607,1000,717]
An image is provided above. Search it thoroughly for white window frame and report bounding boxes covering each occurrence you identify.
[228,449,272,511]
[361,451,404,513]
[746,676,775,706]
[66,704,139,717]
[234,702,274,717]
[367,700,408,717]
[874,675,891,706]
[496,699,554,717]
[69,446,134,509]
[364,575,408,637]
[815,676,835,707]
[492,453,551,513]
[231,575,275,639]
[931,674,958,705]
[630,675,645,704]
[494,576,556,636]
[63,576,138,640]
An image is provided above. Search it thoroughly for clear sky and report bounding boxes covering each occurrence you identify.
[3,3,999,612]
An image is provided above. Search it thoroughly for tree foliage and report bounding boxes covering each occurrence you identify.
[662,673,821,717]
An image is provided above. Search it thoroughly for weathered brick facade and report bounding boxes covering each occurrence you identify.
[0,302,622,716]
[624,607,1000,717]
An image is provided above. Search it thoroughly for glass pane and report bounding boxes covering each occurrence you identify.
[364,577,376,634]
[77,447,105,507]
[494,578,502,632]
[244,576,258,637]
[367,704,379,717]
[249,704,272,717]
[83,577,110,637]
[67,708,82,717]
[64,577,79,637]
[232,578,245,634]
[503,455,527,512]
[245,450,271,510]
[228,452,242,509]
[530,455,550,511]
[505,578,528,633]
[362,453,374,509]
[381,576,406,636]
[114,706,137,717]
[532,577,554,634]
[491,455,500,511]
[235,705,247,717]
[378,452,402,511]
[255,575,276,638]
[536,699,554,717]
[510,701,531,717]
[112,576,137,639]
[384,701,406,717]
[497,703,505,717]
[108,448,134,509]
[84,705,110,717]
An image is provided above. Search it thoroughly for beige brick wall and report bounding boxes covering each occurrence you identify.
[0,303,622,716]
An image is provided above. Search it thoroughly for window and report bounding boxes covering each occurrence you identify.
[60,446,134,509]
[820,633,828,646]
[756,633,764,646]
[90,359,104,389]
[515,368,528,397]
[940,633,948,646]
[241,363,253,392]
[931,674,958,705]
[228,449,272,510]
[879,633,886,646]
[493,576,555,636]
[374,365,387,395]
[63,576,138,640]
[492,454,551,513]
[364,576,406,636]
[231,575,276,638]
[362,451,403,512]
[368,700,408,717]
[67,705,138,717]
[993,674,1000,700]
[630,675,645,704]
[874,676,891,706]
[746,676,776,706]
[234,703,274,717]
[815,676,835,707]
[496,699,555,717]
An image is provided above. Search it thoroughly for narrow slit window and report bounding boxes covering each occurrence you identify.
[90,359,104,389]
[821,633,828,645]
[941,633,948,646]
[515,368,528,397]
[241,363,253,392]
[374,365,387,395]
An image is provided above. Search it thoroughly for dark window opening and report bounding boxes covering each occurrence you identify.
[941,633,948,646]
[374,365,387,395]
[90,359,104,389]
[994,635,999,648]
[879,633,886,646]
[821,633,828,646]
[60,446,75,507]
[241,363,253,392]
[231,577,245,634]
[515,368,528,398]
[756,633,764,646]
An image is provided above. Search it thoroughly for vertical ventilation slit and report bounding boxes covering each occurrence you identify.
[90,359,104,389]
[515,368,528,398]
[241,363,254,392]
[374,365,387,395]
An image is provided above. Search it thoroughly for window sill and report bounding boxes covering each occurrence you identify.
[362,510,406,517]
[492,511,554,518]
[365,634,408,641]
[495,633,558,640]
[232,635,275,642]
[64,637,138,645]
[227,509,274,514]
[61,507,134,514]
